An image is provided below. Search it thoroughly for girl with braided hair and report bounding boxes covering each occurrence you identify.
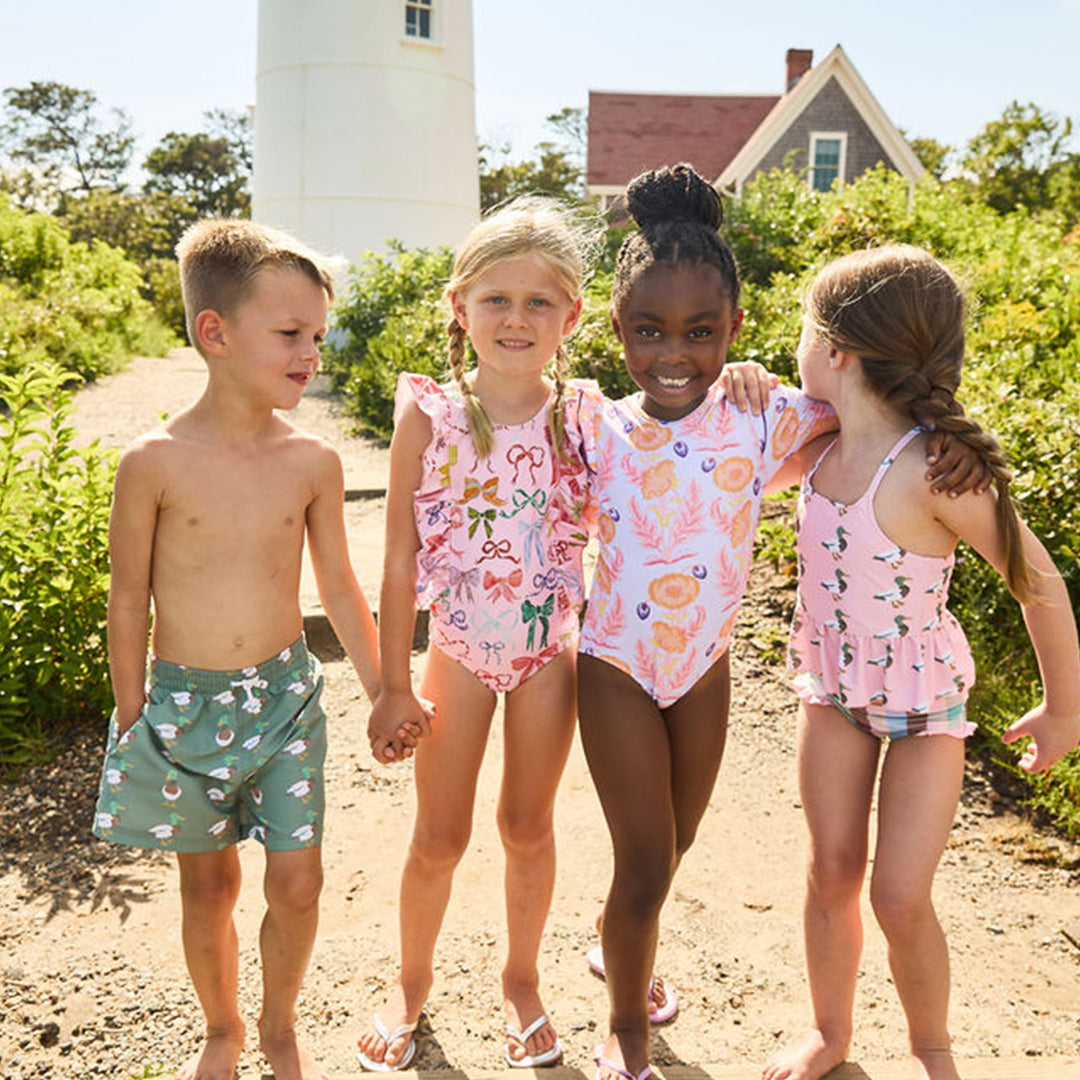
[357,197,602,1071]
[763,244,1080,1080]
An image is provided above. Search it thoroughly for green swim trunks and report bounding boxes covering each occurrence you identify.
[93,636,326,853]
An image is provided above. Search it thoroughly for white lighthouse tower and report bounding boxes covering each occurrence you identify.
[253,0,480,263]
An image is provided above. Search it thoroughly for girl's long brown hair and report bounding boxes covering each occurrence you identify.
[805,244,1033,601]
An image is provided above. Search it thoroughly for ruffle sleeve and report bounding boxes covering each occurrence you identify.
[548,378,603,543]
[561,377,604,472]
[394,373,460,609]
[394,371,452,429]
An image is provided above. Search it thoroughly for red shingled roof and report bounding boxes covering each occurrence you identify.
[587,90,780,188]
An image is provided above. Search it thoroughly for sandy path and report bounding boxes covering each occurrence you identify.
[2,349,1079,1079]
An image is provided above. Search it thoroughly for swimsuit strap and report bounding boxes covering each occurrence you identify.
[804,435,839,487]
[862,426,924,503]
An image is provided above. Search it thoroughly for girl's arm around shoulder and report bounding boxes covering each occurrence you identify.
[368,400,436,764]
[303,438,380,703]
[763,432,835,496]
[934,488,1080,771]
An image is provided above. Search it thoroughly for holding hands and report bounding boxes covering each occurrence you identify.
[368,690,435,764]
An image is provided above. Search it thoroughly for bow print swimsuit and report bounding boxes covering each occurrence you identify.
[398,373,595,693]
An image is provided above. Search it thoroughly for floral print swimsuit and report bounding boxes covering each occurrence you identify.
[578,382,833,706]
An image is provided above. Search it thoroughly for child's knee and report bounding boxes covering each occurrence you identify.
[264,857,323,914]
[410,822,471,870]
[807,849,866,905]
[178,855,242,910]
[868,875,933,935]
[496,806,554,859]
[614,850,674,918]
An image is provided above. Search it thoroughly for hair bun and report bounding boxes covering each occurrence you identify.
[625,162,723,232]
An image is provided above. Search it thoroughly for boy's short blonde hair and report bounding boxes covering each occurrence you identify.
[175,219,338,355]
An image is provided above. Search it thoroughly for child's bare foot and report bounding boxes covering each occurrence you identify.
[355,984,425,1070]
[912,1046,961,1080]
[762,1028,848,1080]
[258,1020,328,1080]
[174,1024,246,1080]
[503,978,560,1065]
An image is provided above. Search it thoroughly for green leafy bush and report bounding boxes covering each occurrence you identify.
[322,244,455,440]
[58,189,197,336]
[0,365,115,768]
[0,195,174,381]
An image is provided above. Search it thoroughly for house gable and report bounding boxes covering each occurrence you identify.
[585,45,923,204]
[717,45,923,193]
[753,76,892,179]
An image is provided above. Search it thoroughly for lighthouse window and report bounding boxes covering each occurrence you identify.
[405,0,432,39]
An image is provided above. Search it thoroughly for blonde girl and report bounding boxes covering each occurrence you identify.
[356,198,601,1071]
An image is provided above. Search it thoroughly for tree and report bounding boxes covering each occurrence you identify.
[143,131,249,218]
[479,142,584,211]
[142,108,252,219]
[59,188,197,262]
[961,101,1075,214]
[55,189,197,334]
[478,106,590,211]
[545,106,587,170]
[0,81,133,207]
[906,135,953,181]
[205,107,254,176]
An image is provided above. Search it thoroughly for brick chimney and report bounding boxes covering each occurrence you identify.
[786,48,813,91]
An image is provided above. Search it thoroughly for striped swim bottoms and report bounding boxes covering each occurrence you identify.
[794,672,974,741]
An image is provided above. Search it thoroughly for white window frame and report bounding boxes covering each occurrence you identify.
[809,131,848,192]
[403,0,437,44]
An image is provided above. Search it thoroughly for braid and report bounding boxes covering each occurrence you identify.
[441,195,602,460]
[807,244,1036,602]
[547,343,571,460]
[447,316,495,457]
[612,162,740,313]
[893,368,1032,602]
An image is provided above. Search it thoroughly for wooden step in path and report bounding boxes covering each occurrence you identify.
[241,1062,1080,1080]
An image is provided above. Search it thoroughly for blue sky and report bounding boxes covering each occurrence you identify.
[1,1,1077,172]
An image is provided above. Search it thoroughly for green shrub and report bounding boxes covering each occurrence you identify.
[0,365,115,769]
[0,195,174,381]
[58,189,198,335]
[322,244,455,439]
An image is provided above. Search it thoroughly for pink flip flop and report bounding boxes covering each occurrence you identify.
[593,1043,653,1080]
[586,945,679,1024]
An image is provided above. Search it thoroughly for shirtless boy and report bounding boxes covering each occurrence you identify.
[93,219,387,1080]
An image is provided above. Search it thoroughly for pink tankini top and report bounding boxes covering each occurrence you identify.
[578,382,833,706]
[788,428,976,713]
